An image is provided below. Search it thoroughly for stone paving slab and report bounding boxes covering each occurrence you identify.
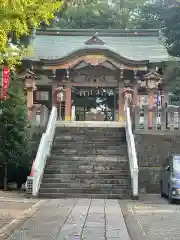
[8,198,130,240]
[121,194,180,240]
[0,192,41,240]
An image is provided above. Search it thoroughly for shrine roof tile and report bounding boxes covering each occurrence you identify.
[28,29,172,63]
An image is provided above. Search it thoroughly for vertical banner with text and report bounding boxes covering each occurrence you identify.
[1,66,10,100]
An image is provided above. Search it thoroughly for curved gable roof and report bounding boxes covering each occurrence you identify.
[40,45,149,66]
[27,29,171,63]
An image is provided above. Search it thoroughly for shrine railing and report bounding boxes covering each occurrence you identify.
[124,103,139,198]
[134,105,180,131]
[26,106,57,196]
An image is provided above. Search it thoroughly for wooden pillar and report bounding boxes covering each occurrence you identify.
[65,87,71,121]
[130,88,137,125]
[118,88,124,122]
[148,89,154,128]
[132,88,138,109]
[52,82,57,107]
[24,77,36,120]
[27,87,33,120]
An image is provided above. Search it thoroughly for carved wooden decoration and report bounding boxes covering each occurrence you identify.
[122,87,134,106]
[79,74,107,84]
[142,71,163,89]
[144,71,162,81]
[85,35,105,45]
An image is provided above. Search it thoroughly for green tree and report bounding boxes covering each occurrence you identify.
[0,73,31,190]
[51,0,146,29]
[131,2,180,57]
[0,0,64,65]
[162,6,180,57]
[129,2,163,29]
[164,62,180,97]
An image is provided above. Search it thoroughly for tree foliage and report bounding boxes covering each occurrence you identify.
[0,0,64,66]
[0,73,33,189]
[131,2,180,57]
[162,6,180,57]
[129,2,163,29]
[0,73,30,168]
[51,0,146,29]
[164,62,180,97]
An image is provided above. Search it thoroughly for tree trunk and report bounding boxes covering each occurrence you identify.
[4,162,7,191]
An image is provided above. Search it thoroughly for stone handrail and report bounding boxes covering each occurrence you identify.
[124,104,139,198]
[32,106,57,196]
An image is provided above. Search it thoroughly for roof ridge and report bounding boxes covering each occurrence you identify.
[36,28,160,37]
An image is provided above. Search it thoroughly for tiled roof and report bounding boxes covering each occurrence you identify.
[28,29,172,63]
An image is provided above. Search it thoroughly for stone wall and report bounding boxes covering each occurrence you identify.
[135,130,180,193]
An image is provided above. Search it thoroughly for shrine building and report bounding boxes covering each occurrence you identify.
[22,29,175,127]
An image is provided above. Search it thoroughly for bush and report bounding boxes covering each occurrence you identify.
[0,73,31,190]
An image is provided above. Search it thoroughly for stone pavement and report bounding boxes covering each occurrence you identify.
[0,190,41,240]
[8,198,130,240]
[121,194,180,240]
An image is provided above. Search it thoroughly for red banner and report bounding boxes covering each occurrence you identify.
[1,66,10,100]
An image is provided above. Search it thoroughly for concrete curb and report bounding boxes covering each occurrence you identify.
[0,200,46,240]
[0,197,37,203]
[120,201,147,240]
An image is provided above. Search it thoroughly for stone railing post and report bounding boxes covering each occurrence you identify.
[160,106,166,130]
[134,106,140,130]
[152,106,157,130]
[143,106,148,130]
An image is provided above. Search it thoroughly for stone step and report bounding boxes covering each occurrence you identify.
[40,182,130,189]
[47,161,128,166]
[43,173,130,179]
[39,187,130,195]
[52,144,127,150]
[38,192,131,199]
[55,126,125,131]
[53,143,126,148]
[42,178,130,185]
[53,138,126,143]
[51,153,127,157]
[55,128,124,132]
[47,155,127,162]
[45,166,129,172]
[51,149,127,155]
[46,162,129,169]
[54,135,125,140]
[51,149,127,154]
[44,168,129,174]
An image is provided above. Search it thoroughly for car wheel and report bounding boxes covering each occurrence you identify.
[168,187,175,204]
[160,182,164,198]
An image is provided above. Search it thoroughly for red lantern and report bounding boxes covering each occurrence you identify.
[1,66,10,100]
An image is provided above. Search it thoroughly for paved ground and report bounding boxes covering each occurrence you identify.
[4,193,180,240]
[121,194,180,240]
[7,198,130,240]
[0,190,41,240]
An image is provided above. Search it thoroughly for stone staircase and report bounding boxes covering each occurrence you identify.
[39,126,132,199]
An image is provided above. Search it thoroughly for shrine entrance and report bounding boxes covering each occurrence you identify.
[72,87,118,121]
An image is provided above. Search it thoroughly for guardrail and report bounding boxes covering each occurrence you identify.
[124,104,139,198]
[26,106,57,196]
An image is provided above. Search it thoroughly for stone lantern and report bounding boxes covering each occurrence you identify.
[140,71,163,129]
[56,86,65,120]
